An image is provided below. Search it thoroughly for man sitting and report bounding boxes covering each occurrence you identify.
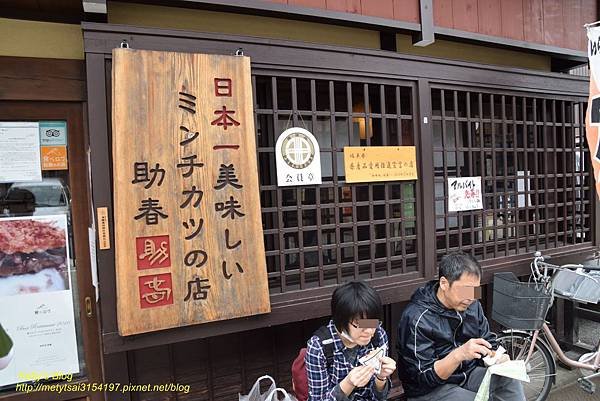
[396,251,525,401]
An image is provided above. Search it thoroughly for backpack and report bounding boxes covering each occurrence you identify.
[291,326,380,401]
[291,326,335,401]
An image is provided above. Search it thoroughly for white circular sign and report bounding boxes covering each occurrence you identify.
[275,127,322,187]
[281,130,315,169]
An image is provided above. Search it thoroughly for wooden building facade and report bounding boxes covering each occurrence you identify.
[0,1,598,401]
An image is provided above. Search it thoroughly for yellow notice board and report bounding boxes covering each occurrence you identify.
[112,49,270,336]
[343,146,418,183]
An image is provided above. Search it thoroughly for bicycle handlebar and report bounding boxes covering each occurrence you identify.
[537,260,600,271]
[531,253,600,286]
[529,254,600,305]
[570,265,600,271]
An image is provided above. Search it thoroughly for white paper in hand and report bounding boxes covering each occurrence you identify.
[358,345,387,374]
[483,345,506,367]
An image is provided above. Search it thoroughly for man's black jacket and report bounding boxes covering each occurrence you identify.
[396,281,497,398]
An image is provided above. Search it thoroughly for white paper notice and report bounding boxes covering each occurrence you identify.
[0,122,42,183]
[474,360,530,401]
[0,215,80,387]
[448,177,483,212]
[517,171,531,208]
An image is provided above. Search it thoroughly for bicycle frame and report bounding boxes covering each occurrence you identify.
[525,322,600,381]
[525,253,600,376]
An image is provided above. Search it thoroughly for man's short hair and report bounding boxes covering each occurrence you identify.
[439,251,482,285]
[331,281,382,333]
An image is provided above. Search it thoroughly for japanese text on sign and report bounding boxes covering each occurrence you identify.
[447,176,483,212]
[112,49,270,336]
[343,146,418,183]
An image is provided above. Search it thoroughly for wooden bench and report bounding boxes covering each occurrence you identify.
[389,378,407,401]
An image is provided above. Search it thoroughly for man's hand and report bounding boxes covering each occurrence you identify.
[455,338,492,362]
[435,338,490,380]
[377,356,397,379]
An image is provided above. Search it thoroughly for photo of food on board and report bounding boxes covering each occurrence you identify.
[0,216,69,296]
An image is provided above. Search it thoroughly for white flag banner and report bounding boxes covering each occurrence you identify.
[585,23,600,199]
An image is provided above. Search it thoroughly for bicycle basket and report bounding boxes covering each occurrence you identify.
[553,270,600,304]
[492,272,552,330]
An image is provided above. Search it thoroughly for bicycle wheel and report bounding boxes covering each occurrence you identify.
[497,331,554,401]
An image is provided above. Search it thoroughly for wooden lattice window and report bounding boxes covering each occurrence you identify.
[253,75,420,292]
[431,87,591,261]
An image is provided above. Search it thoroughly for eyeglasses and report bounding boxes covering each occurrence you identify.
[349,319,381,330]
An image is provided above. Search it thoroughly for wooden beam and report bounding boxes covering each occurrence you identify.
[0,56,85,101]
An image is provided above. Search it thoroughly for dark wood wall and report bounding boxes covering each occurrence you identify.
[127,316,329,401]
[285,0,421,22]
[0,55,104,401]
[0,56,85,102]
[84,22,595,354]
[126,303,402,401]
[82,23,595,401]
[263,0,596,51]
[434,0,594,50]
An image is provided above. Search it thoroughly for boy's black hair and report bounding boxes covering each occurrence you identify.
[331,281,382,333]
[438,251,482,285]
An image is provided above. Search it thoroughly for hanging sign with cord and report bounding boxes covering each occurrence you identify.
[275,123,322,187]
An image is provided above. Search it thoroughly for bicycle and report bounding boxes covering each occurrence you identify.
[491,251,600,401]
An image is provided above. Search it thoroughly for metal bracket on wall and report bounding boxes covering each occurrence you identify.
[413,0,435,47]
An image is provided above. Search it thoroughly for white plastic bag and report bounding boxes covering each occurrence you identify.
[239,375,277,401]
[265,388,297,401]
[474,360,530,401]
